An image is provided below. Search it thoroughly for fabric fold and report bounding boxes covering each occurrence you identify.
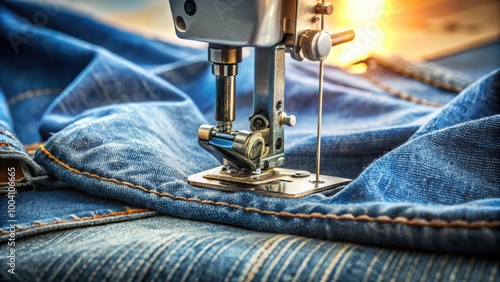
[1,0,498,253]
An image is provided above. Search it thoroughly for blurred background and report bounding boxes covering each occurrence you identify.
[33,0,500,66]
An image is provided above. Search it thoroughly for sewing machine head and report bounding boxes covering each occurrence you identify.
[168,0,354,197]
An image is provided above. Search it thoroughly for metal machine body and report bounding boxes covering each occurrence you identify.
[168,0,354,197]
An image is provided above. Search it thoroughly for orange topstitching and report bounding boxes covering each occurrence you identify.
[0,142,12,149]
[36,144,500,229]
[0,208,152,235]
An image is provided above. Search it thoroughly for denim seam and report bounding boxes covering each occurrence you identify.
[0,143,18,153]
[0,142,13,151]
[369,56,467,93]
[39,145,500,229]
[0,128,18,141]
[7,88,63,106]
[362,72,442,107]
[0,207,151,235]
[25,142,43,151]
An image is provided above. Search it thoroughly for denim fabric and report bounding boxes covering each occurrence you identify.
[1,0,500,280]
[433,41,500,79]
[0,188,158,238]
[4,216,500,282]
[0,86,47,190]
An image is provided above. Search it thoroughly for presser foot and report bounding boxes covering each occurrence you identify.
[188,166,351,198]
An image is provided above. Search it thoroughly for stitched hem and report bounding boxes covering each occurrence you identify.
[38,145,500,229]
[0,207,151,234]
[0,142,12,148]
[369,55,469,93]
[7,88,63,106]
[25,142,44,157]
[362,72,443,107]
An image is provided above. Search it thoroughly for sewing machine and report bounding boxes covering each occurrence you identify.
[168,0,354,197]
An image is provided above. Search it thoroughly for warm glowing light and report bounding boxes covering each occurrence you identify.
[346,62,368,74]
[326,0,401,66]
[345,0,386,23]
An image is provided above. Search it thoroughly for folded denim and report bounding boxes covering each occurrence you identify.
[1,0,499,257]
[3,216,499,282]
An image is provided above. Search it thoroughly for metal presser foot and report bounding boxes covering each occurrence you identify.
[186,44,351,198]
[169,0,355,197]
[188,166,350,198]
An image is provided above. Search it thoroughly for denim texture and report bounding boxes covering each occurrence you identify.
[0,188,157,238]
[4,216,500,282]
[1,0,500,280]
[433,42,500,79]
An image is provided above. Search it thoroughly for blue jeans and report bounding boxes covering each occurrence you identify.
[6,214,500,282]
[1,1,499,281]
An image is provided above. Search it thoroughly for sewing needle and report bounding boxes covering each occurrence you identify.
[315,1,326,183]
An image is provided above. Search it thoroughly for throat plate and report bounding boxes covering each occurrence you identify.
[188,166,350,198]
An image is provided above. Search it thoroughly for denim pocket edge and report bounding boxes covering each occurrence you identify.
[0,207,158,242]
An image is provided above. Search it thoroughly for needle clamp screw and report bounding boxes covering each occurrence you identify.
[280,113,296,127]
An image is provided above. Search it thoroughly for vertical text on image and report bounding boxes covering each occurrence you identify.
[6,166,17,275]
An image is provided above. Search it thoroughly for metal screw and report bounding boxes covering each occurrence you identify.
[253,118,264,129]
[316,3,334,15]
[280,114,296,127]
